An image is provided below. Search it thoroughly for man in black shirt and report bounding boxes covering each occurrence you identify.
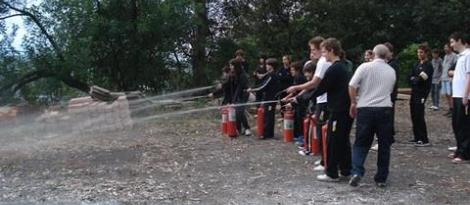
[279,55,294,92]
[254,55,267,103]
[235,49,250,73]
[409,44,433,147]
[385,43,400,139]
[294,38,353,182]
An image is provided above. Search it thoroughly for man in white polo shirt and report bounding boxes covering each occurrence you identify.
[449,32,470,163]
[348,44,396,187]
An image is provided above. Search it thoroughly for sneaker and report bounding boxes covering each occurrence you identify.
[452,157,468,164]
[316,174,339,182]
[349,175,361,187]
[448,146,457,151]
[370,144,379,151]
[313,165,325,171]
[414,141,431,147]
[376,182,387,188]
[448,153,457,159]
[314,159,322,166]
[429,105,438,110]
[314,159,321,166]
[298,150,311,156]
[244,129,252,136]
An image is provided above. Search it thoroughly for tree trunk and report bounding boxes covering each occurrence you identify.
[191,0,209,87]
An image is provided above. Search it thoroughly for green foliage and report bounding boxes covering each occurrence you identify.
[1,0,470,105]
[397,44,419,88]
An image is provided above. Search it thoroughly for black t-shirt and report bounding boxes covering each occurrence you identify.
[212,77,232,105]
[277,67,293,91]
[259,72,280,101]
[409,60,433,97]
[242,61,249,74]
[231,72,250,103]
[293,74,307,86]
[312,60,352,113]
[388,58,400,102]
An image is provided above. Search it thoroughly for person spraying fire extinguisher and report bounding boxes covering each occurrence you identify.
[247,58,280,139]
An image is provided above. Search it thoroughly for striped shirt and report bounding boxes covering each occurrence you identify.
[349,59,396,108]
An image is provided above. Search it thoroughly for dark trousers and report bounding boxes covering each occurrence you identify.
[255,92,263,103]
[263,103,276,138]
[410,95,429,143]
[279,93,287,117]
[294,105,306,139]
[452,98,470,159]
[236,105,250,133]
[352,107,394,183]
[325,111,353,178]
[315,103,328,165]
[431,83,441,107]
[391,101,396,142]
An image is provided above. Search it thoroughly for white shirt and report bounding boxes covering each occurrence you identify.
[314,57,332,103]
[349,59,396,108]
[452,49,470,99]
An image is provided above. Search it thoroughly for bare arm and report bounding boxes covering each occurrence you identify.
[348,86,358,118]
[287,76,322,93]
[463,73,470,106]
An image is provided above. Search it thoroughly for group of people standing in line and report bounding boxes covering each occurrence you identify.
[208,32,470,187]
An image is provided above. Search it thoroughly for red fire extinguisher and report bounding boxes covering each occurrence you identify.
[283,107,294,142]
[227,105,238,138]
[303,115,310,151]
[256,106,265,138]
[221,107,228,135]
[322,123,328,168]
[311,116,320,155]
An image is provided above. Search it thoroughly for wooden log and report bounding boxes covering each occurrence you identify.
[89,85,117,102]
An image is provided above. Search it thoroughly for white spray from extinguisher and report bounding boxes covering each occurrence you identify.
[132,100,279,124]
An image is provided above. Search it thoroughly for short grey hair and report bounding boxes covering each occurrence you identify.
[373,44,390,59]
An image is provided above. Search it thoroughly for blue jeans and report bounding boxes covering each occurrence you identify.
[431,83,441,107]
[352,107,394,183]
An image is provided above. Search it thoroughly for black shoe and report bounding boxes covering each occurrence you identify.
[414,141,431,147]
[349,175,361,187]
[339,174,351,181]
[376,182,387,188]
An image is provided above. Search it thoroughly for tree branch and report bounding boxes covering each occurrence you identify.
[1,0,63,61]
[0,13,26,20]
[0,0,91,94]
[1,69,90,94]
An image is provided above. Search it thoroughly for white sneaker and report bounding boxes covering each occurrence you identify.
[316,174,339,182]
[314,159,321,166]
[448,146,457,151]
[370,143,379,151]
[313,165,325,171]
[298,150,311,156]
[244,129,252,136]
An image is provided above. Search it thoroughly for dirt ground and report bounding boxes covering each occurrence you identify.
[1,98,470,205]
